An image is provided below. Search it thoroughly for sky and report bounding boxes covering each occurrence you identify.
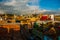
[0,0,60,14]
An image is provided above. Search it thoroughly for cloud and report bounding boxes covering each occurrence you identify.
[0,0,52,14]
[0,0,29,14]
[0,10,5,14]
[28,6,39,10]
[3,0,40,14]
[4,0,29,6]
[4,0,16,6]
[28,0,39,5]
[58,8,60,10]
[40,9,51,12]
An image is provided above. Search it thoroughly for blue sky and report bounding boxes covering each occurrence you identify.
[28,0,60,10]
[40,0,60,10]
[0,0,60,14]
